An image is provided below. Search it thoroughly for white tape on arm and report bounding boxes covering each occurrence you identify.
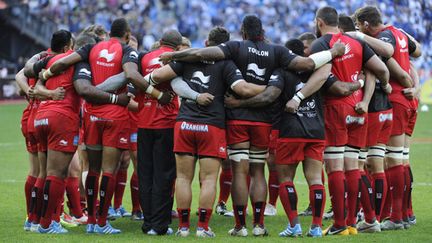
[310,50,332,70]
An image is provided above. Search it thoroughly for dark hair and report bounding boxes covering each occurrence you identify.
[75,34,97,49]
[354,6,383,26]
[50,29,72,53]
[160,29,182,48]
[285,39,305,57]
[207,26,230,46]
[241,15,264,41]
[316,6,339,27]
[298,32,316,42]
[110,18,130,38]
[338,14,356,32]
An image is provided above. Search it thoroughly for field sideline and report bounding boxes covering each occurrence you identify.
[1,103,431,242]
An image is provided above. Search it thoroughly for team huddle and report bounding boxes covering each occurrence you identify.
[16,5,421,238]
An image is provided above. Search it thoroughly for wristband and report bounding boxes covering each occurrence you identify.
[295,91,305,100]
[356,32,365,40]
[358,79,365,88]
[145,85,154,94]
[144,72,157,86]
[157,92,163,100]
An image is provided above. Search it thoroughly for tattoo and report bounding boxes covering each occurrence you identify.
[237,86,282,108]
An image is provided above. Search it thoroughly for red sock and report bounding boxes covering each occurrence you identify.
[85,171,100,224]
[80,195,86,212]
[279,181,297,227]
[130,172,140,212]
[66,177,83,217]
[328,171,346,228]
[402,165,411,219]
[268,171,279,206]
[345,169,361,226]
[97,173,116,226]
[407,166,414,216]
[233,205,246,228]
[29,177,45,223]
[360,171,376,223]
[177,208,190,228]
[252,201,266,226]
[114,169,127,209]
[309,184,325,226]
[40,176,66,228]
[371,172,387,222]
[380,170,391,220]
[387,165,404,222]
[54,197,64,222]
[197,208,213,230]
[218,168,232,204]
[25,175,37,216]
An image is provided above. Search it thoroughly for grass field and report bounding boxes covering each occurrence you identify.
[1,102,432,242]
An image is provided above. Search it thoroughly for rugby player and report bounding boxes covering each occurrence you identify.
[354,6,422,230]
[160,15,346,237]
[312,7,390,235]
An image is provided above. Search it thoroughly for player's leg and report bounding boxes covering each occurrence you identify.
[216,159,232,215]
[25,152,39,229]
[265,152,278,216]
[78,145,88,211]
[114,151,130,217]
[64,152,86,224]
[175,153,196,236]
[129,148,141,220]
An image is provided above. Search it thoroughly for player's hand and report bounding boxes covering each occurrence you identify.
[331,40,346,57]
[27,86,36,99]
[38,69,48,83]
[224,94,241,108]
[403,87,416,100]
[51,87,65,100]
[116,93,131,107]
[158,91,174,105]
[159,52,174,63]
[127,92,136,99]
[381,83,392,94]
[285,98,300,113]
[196,93,214,106]
[355,101,368,114]
[37,51,49,59]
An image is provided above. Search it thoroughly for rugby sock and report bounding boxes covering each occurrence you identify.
[197,208,212,230]
[309,184,325,226]
[380,170,392,220]
[65,177,83,217]
[328,171,346,228]
[407,166,414,216]
[387,165,405,222]
[85,171,100,224]
[30,177,45,223]
[114,169,127,209]
[98,172,116,226]
[402,165,412,219]
[371,172,387,222]
[233,205,246,228]
[130,172,140,212]
[218,168,232,204]
[25,175,37,216]
[54,197,64,222]
[279,181,298,226]
[360,171,376,223]
[40,176,65,228]
[177,208,190,228]
[345,169,361,226]
[268,171,279,206]
[252,201,266,226]
[80,195,86,212]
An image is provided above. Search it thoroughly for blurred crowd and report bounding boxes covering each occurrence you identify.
[20,0,432,83]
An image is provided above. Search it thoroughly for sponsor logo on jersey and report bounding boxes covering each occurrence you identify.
[398,36,407,49]
[379,37,391,43]
[351,71,360,82]
[149,57,162,66]
[379,113,393,122]
[247,47,269,57]
[59,139,68,146]
[315,193,322,199]
[34,118,49,127]
[235,69,242,76]
[219,146,226,153]
[78,68,92,78]
[180,121,209,132]
[89,115,107,122]
[345,115,365,125]
[334,41,354,62]
[120,137,128,144]
[129,51,138,59]
[246,63,266,76]
[190,71,211,89]
[99,49,116,62]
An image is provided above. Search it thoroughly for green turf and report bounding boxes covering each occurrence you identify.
[1,103,432,242]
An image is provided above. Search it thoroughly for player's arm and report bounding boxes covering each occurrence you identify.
[326,76,362,97]
[402,62,420,100]
[231,80,266,98]
[362,41,390,90]
[346,32,394,58]
[171,77,214,106]
[23,51,49,78]
[159,47,226,63]
[355,70,375,114]
[96,72,127,92]
[400,29,422,58]
[15,68,31,95]
[127,98,139,112]
[33,79,65,100]
[386,58,413,88]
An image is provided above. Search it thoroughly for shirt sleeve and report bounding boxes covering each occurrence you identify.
[377,30,396,48]
[223,60,244,88]
[218,41,240,60]
[73,62,92,82]
[276,45,297,68]
[32,56,52,75]
[122,45,139,65]
[360,41,376,64]
[322,73,338,90]
[75,43,94,61]
[404,34,417,55]
[267,68,285,90]
[310,35,331,54]
[168,61,184,76]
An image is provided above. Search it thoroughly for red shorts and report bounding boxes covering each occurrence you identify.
[21,110,38,153]
[34,111,79,153]
[83,112,130,150]
[226,121,272,148]
[391,103,416,136]
[367,109,393,146]
[268,129,279,154]
[174,121,226,159]
[406,109,417,136]
[276,139,325,165]
[324,104,367,148]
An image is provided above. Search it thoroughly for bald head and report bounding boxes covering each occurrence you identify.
[160,29,182,48]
